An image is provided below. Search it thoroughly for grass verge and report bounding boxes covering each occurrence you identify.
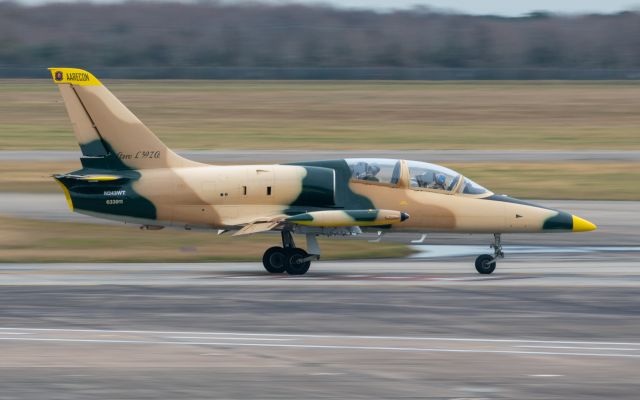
[0,216,411,263]
[2,80,640,150]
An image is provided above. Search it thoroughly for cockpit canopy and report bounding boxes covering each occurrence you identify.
[348,158,402,185]
[346,158,489,196]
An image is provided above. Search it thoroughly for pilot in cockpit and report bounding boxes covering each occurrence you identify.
[363,164,381,182]
[352,161,381,182]
[428,174,447,190]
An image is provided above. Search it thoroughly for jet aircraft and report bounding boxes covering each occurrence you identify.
[49,68,597,275]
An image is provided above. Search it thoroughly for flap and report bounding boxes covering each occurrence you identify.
[232,221,281,236]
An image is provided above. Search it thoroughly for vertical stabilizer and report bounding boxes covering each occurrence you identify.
[49,68,201,170]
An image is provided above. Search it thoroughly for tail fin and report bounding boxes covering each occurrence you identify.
[49,68,200,170]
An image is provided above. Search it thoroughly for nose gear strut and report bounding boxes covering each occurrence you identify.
[491,233,504,261]
[474,233,504,275]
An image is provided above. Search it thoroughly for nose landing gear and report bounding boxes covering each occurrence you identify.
[261,230,319,275]
[475,233,503,274]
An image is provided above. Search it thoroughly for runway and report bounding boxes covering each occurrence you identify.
[1,258,640,399]
[2,256,640,286]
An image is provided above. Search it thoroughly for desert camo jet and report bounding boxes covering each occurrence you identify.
[49,68,597,275]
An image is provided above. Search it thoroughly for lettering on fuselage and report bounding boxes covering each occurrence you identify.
[65,72,90,82]
[105,190,126,205]
[117,151,161,160]
[104,190,126,196]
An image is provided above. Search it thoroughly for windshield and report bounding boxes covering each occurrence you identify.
[346,158,401,185]
[461,177,489,195]
[407,160,460,192]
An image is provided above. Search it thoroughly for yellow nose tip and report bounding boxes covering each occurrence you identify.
[572,215,597,232]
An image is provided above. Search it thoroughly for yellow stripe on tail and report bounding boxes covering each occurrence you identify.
[54,178,74,211]
[48,68,102,86]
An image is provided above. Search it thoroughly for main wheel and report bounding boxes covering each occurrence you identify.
[475,254,496,274]
[262,246,287,273]
[285,248,311,275]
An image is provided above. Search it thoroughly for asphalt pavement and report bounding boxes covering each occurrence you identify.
[1,258,640,399]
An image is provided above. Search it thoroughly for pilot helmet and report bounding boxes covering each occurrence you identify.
[436,174,446,185]
[368,164,381,175]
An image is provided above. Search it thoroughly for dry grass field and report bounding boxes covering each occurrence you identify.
[1,79,637,262]
[0,216,410,263]
[2,80,640,150]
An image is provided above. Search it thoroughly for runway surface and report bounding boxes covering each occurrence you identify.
[2,192,638,246]
[1,257,640,399]
[3,149,640,163]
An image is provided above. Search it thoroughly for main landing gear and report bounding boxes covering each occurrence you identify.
[262,231,319,275]
[474,233,504,275]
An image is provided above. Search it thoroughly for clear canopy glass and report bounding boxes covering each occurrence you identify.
[461,177,489,195]
[345,158,490,195]
[406,160,461,192]
[346,158,401,185]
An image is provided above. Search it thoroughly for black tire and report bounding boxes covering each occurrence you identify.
[285,248,311,275]
[262,247,286,273]
[475,254,496,274]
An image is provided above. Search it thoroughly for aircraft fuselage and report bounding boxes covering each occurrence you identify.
[56,158,589,234]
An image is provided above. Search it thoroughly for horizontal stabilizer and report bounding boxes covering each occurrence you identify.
[54,174,125,182]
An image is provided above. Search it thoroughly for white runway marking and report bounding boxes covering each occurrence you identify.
[168,336,293,341]
[1,327,639,347]
[516,345,640,351]
[0,327,639,359]
[0,336,639,358]
[309,372,344,376]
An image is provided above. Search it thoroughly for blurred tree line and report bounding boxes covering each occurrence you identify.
[0,2,639,78]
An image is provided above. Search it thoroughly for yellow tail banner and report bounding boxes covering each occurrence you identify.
[48,67,102,86]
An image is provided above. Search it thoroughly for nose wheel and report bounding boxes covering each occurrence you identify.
[475,234,503,274]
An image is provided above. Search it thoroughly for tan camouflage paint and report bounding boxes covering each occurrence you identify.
[49,68,596,234]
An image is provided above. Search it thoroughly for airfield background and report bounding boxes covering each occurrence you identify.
[0,2,639,262]
[2,3,640,399]
[0,2,640,79]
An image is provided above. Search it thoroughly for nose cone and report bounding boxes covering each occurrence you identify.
[400,212,410,222]
[572,215,597,232]
[543,211,597,232]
